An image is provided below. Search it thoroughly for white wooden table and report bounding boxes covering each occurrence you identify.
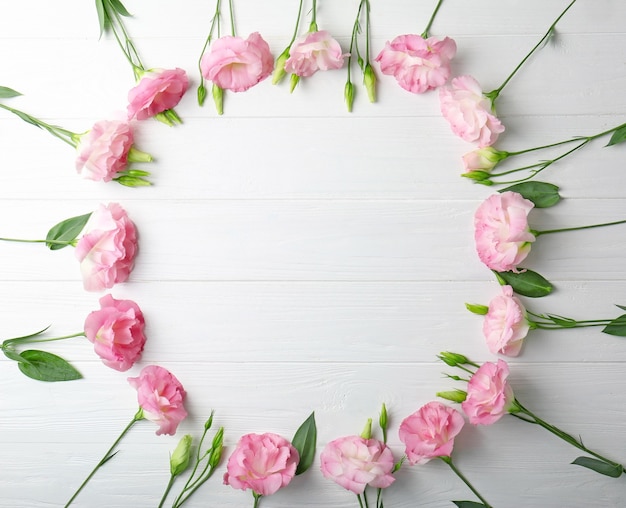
[1,1,625,506]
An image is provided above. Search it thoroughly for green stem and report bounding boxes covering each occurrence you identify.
[0,103,77,147]
[357,494,365,508]
[533,219,626,237]
[421,0,444,38]
[252,493,262,508]
[64,409,144,507]
[440,456,492,507]
[362,489,371,508]
[485,0,577,106]
[3,331,85,348]
[311,0,317,27]
[511,400,625,472]
[228,0,236,36]
[157,475,176,508]
[197,0,223,96]
[0,237,75,246]
[104,1,144,79]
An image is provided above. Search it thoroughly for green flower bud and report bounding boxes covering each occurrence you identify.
[379,403,388,433]
[170,434,193,476]
[360,418,372,439]
[272,47,291,85]
[127,147,153,163]
[208,427,225,469]
[465,303,489,315]
[344,81,355,112]
[154,109,182,127]
[212,84,224,116]
[461,170,492,182]
[289,73,300,94]
[363,63,377,103]
[114,175,151,187]
[436,389,468,403]
[197,83,207,106]
[437,351,471,367]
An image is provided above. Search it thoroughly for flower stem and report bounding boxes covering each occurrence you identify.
[440,456,493,507]
[196,0,223,103]
[0,237,75,246]
[157,475,176,508]
[3,331,85,348]
[228,0,236,36]
[533,219,626,237]
[252,493,262,508]
[485,0,577,107]
[421,0,444,39]
[103,0,145,79]
[511,400,625,473]
[0,103,77,147]
[64,409,144,507]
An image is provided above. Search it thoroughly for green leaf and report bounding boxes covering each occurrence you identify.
[95,0,107,36]
[606,125,626,147]
[572,456,623,478]
[292,412,317,475]
[3,348,30,364]
[500,181,561,208]
[493,269,554,298]
[602,313,626,337]
[0,86,22,99]
[45,212,92,250]
[108,0,131,16]
[452,502,489,508]
[10,109,41,129]
[17,350,82,382]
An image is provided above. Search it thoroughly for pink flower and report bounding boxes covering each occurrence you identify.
[127,68,189,121]
[223,433,299,496]
[398,401,465,465]
[127,365,187,435]
[375,34,456,94]
[84,294,146,371]
[320,435,395,494]
[200,33,274,92]
[284,30,346,77]
[474,191,536,272]
[439,75,505,147]
[75,120,134,182]
[462,359,516,425]
[75,203,138,292]
[483,285,530,356]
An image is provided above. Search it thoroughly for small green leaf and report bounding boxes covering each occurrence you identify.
[45,212,92,250]
[10,109,41,129]
[493,269,554,298]
[95,0,107,36]
[545,314,577,327]
[606,125,626,147]
[572,456,623,478]
[500,181,561,208]
[3,348,30,364]
[602,313,626,337]
[452,501,489,507]
[108,0,131,16]
[0,86,22,99]
[17,350,82,382]
[292,412,317,475]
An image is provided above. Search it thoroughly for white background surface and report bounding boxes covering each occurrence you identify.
[1,1,626,507]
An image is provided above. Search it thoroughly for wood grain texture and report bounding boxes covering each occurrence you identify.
[1,1,625,507]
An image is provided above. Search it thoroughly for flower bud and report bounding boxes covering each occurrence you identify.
[360,418,372,439]
[197,83,207,106]
[465,303,489,315]
[461,170,492,182]
[208,427,225,469]
[114,175,152,187]
[170,434,193,476]
[378,403,388,433]
[363,63,377,103]
[272,47,291,85]
[436,389,468,403]
[289,73,300,94]
[127,147,153,163]
[212,84,224,116]
[462,147,509,174]
[437,351,471,367]
[344,80,355,112]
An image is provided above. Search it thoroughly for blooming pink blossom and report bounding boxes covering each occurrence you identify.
[474,191,536,272]
[398,401,465,465]
[375,34,456,94]
[84,293,146,371]
[462,359,516,425]
[75,120,134,182]
[127,365,187,435]
[75,203,138,292]
[223,432,299,496]
[320,435,395,494]
[127,68,189,121]
[284,30,346,77]
[483,285,530,356]
[201,33,274,92]
[439,75,505,147]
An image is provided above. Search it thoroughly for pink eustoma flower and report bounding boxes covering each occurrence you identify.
[483,285,530,356]
[127,68,189,121]
[320,435,395,495]
[398,401,465,465]
[474,191,536,272]
[84,293,146,371]
[128,365,187,435]
[462,147,508,174]
[223,432,299,496]
[462,359,516,425]
[75,120,134,182]
[439,75,505,147]
[75,202,138,292]
[201,33,274,92]
[375,34,456,94]
[284,30,346,77]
